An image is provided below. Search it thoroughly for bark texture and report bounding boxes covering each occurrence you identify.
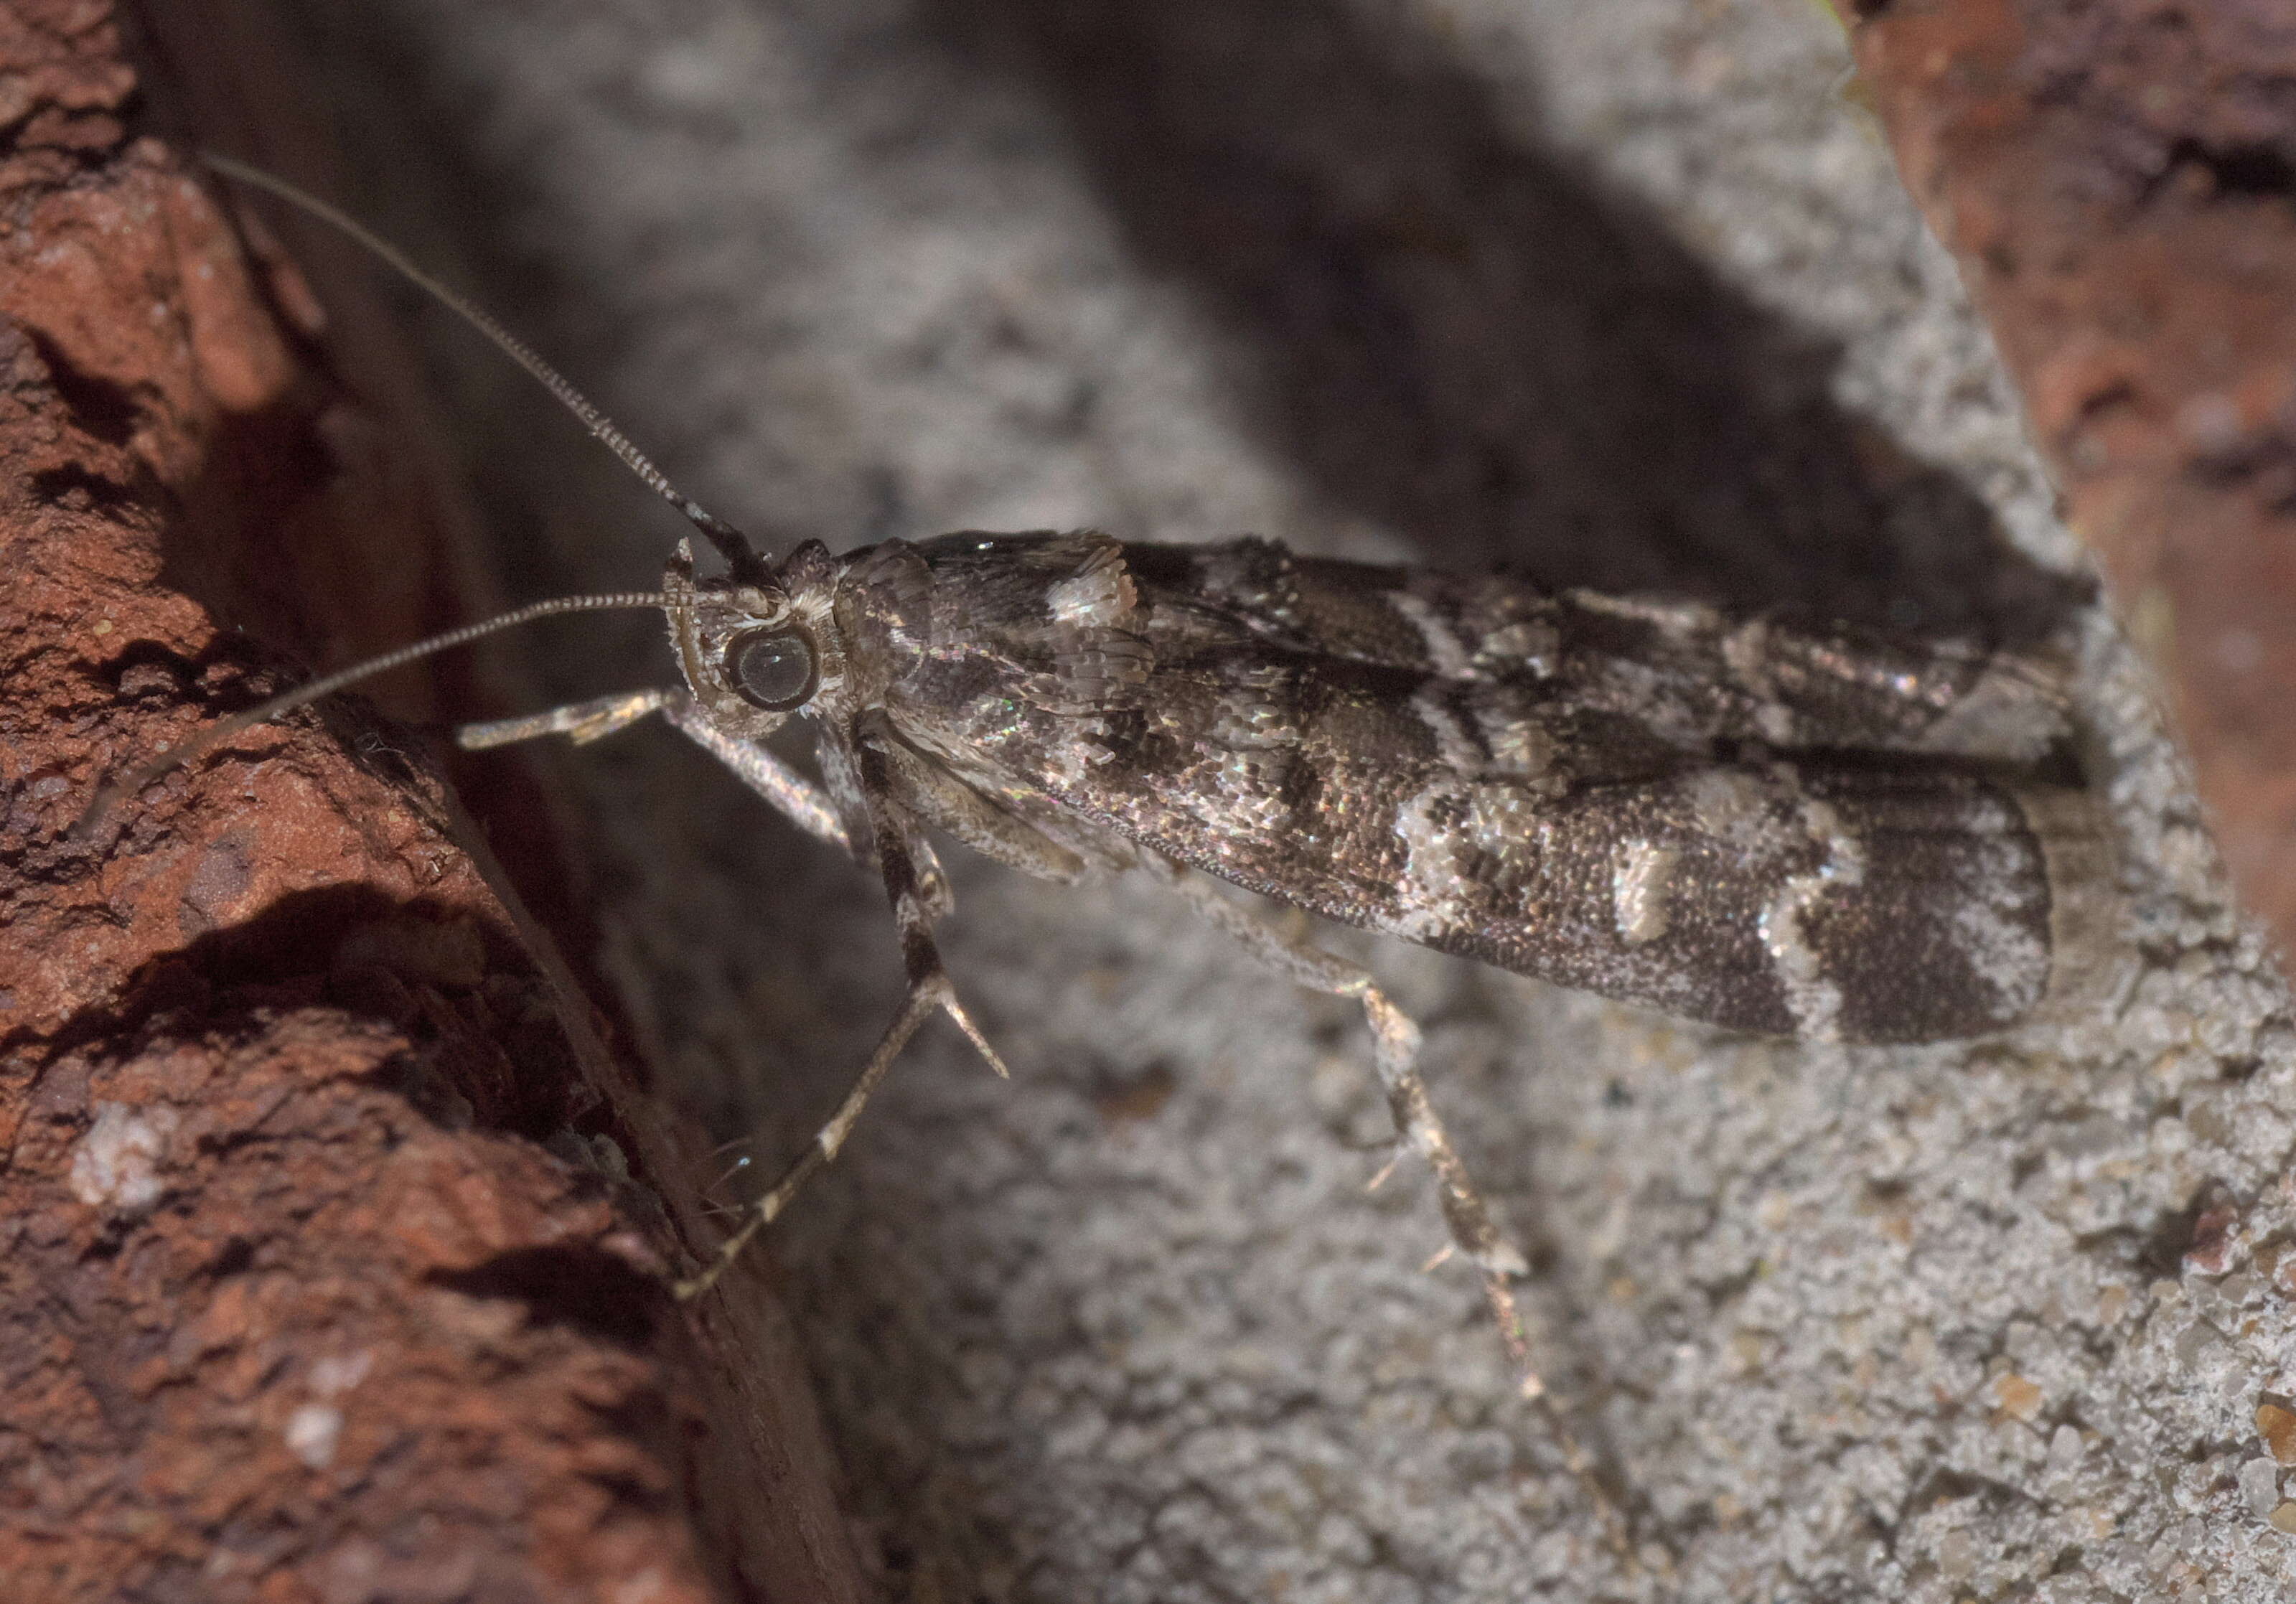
[1839,0,2296,981]
[0,3,866,1600]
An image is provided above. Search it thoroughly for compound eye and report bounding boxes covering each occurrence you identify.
[724,627,817,711]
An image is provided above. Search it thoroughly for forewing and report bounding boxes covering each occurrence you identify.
[879,532,2101,1043]
[1125,536,2075,762]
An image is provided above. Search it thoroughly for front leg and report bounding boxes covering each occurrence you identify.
[456,689,853,855]
[662,698,851,853]
[456,688,680,750]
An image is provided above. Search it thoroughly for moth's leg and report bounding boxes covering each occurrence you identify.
[1143,858,1524,1298]
[456,688,854,856]
[845,738,1008,1084]
[674,742,1006,1302]
[660,698,850,853]
[857,715,1092,884]
[1143,856,1642,1564]
[455,688,678,750]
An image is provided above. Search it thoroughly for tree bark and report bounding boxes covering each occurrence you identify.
[0,2,867,1598]
[1837,0,2296,980]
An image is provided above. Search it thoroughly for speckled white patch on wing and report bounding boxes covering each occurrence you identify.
[1612,839,1680,945]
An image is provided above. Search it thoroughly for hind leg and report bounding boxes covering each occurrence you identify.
[1141,858,1525,1313]
[1143,855,1643,1565]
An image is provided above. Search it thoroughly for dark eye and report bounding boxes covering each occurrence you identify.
[724,628,817,710]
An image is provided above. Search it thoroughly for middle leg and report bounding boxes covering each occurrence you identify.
[675,738,1005,1300]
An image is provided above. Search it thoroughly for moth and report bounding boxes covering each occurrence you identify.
[87,161,2122,1491]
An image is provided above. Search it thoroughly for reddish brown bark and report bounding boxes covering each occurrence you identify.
[0,3,866,1600]
[1837,0,2296,972]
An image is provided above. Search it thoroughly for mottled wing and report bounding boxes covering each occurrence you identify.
[878,533,2112,1043]
[1119,537,2074,764]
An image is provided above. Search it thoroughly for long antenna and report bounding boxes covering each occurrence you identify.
[201,151,769,582]
[72,591,676,839]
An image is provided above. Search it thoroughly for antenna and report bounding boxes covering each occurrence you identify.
[72,591,676,839]
[201,151,769,583]
[70,154,791,836]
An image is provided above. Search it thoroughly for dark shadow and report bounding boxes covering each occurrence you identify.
[19,883,587,1141]
[430,1244,662,1346]
[20,327,142,447]
[914,0,2087,642]
[2137,1181,2239,1279]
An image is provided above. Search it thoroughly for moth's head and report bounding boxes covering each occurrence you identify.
[663,537,843,738]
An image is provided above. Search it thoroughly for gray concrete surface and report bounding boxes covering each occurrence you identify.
[273,1,2296,1598]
